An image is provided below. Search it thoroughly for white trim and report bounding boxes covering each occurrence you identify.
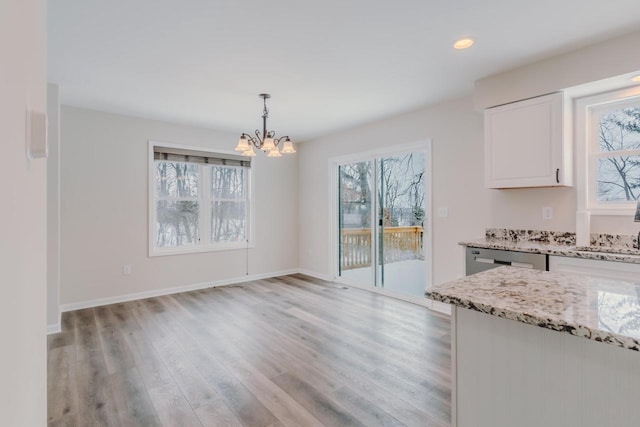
[451,306,458,427]
[47,323,62,335]
[329,140,431,165]
[424,142,434,292]
[296,268,332,281]
[57,267,448,317]
[148,140,255,257]
[328,160,339,283]
[575,86,640,217]
[150,242,256,257]
[60,268,298,312]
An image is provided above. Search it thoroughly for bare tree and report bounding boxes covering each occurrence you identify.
[598,107,640,201]
[340,162,372,228]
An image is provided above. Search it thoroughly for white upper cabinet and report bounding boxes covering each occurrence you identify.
[484,92,572,189]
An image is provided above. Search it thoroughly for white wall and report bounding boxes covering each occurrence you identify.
[47,84,61,331]
[488,186,577,232]
[299,96,492,285]
[474,28,640,237]
[0,0,47,425]
[60,106,298,307]
[475,29,640,109]
[298,96,596,286]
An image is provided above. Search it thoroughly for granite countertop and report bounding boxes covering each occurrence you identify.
[426,266,640,351]
[460,238,640,264]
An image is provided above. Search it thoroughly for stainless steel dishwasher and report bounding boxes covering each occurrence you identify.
[465,247,547,275]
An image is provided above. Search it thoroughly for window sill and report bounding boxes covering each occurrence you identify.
[149,242,255,257]
[585,207,636,216]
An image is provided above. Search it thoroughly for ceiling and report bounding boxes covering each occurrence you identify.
[48,0,640,141]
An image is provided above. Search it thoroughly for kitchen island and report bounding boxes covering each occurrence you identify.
[427,267,640,427]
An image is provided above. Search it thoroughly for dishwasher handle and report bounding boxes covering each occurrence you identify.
[474,257,532,268]
[466,247,547,275]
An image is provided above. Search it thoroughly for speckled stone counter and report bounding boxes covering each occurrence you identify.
[426,266,640,351]
[460,238,640,264]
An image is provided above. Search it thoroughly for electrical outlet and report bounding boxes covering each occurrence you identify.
[542,207,553,220]
[123,265,131,275]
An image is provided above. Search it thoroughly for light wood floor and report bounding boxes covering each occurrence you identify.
[48,274,451,426]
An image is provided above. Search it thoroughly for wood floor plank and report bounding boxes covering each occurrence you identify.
[48,274,451,426]
[147,384,203,427]
[331,385,407,427]
[272,372,367,427]
[97,326,135,375]
[185,349,281,427]
[109,367,162,427]
[48,413,78,427]
[225,356,325,427]
[122,329,174,391]
[74,325,121,426]
[195,400,244,427]
[151,335,220,409]
[48,345,78,424]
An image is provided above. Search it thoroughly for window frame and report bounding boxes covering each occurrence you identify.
[148,141,254,257]
[576,86,640,216]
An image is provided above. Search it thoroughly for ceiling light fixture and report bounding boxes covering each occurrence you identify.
[453,37,474,50]
[235,94,295,157]
[631,74,640,83]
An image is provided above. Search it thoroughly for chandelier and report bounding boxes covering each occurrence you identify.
[234,93,295,157]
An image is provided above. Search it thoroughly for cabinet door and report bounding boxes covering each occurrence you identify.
[484,92,569,189]
[548,255,640,280]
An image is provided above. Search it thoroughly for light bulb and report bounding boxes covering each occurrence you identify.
[267,148,282,157]
[235,136,250,152]
[262,137,276,151]
[241,146,256,157]
[281,138,296,154]
[453,37,474,50]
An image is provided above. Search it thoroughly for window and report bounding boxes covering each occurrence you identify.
[577,86,640,215]
[149,143,252,256]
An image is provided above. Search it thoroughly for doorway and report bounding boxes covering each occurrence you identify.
[333,142,431,299]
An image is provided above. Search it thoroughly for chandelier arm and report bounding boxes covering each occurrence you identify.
[274,135,290,146]
[253,130,263,148]
[242,132,261,148]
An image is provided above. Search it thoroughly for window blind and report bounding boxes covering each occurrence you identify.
[153,146,251,168]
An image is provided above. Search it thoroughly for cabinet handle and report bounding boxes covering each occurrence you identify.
[556,168,560,184]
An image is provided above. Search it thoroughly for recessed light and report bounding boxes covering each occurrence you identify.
[632,74,640,82]
[454,37,474,50]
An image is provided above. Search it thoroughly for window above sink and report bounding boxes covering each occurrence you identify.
[576,85,640,216]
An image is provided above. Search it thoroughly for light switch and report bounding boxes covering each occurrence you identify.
[437,207,449,218]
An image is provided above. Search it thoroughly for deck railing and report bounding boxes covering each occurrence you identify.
[340,226,423,270]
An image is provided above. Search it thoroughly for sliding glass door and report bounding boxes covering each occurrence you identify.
[338,161,374,284]
[337,149,428,298]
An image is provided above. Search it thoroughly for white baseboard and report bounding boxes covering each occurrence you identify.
[430,300,452,315]
[296,268,332,281]
[59,269,299,312]
[56,268,450,319]
[47,323,61,335]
